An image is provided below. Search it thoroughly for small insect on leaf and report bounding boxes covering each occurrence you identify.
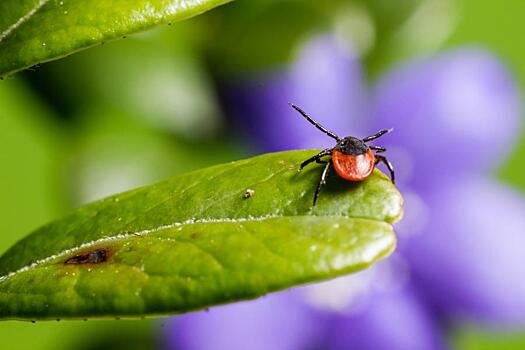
[289,103,395,206]
[243,189,255,199]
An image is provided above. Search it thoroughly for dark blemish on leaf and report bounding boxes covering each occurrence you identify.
[191,232,199,240]
[243,189,255,199]
[31,320,35,323]
[64,248,109,265]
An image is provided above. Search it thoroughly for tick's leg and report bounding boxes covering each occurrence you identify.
[289,103,340,141]
[313,161,332,206]
[375,155,395,184]
[369,145,386,153]
[300,148,332,170]
[363,128,393,142]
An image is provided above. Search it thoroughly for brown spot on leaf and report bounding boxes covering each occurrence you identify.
[64,248,109,265]
[191,232,199,240]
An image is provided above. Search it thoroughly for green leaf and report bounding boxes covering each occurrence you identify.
[0,0,232,77]
[0,150,403,321]
[453,326,525,350]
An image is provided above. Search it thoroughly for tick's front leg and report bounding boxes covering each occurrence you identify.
[313,161,333,206]
[300,148,332,171]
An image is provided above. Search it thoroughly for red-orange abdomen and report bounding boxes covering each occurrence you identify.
[332,150,375,181]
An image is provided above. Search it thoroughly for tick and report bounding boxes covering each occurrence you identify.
[290,103,395,206]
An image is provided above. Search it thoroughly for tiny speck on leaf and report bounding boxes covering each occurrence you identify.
[243,189,255,199]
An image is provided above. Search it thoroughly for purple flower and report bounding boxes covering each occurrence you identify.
[325,285,445,350]
[165,35,524,349]
[372,49,522,187]
[163,293,325,350]
[403,177,525,326]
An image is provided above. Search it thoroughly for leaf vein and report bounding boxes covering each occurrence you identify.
[237,221,294,266]
[118,160,249,230]
[0,0,50,44]
[175,239,226,270]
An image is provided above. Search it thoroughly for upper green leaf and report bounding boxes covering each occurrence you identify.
[0,150,403,320]
[0,0,232,77]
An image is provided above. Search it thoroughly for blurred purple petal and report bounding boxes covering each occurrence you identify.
[292,256,445,349]
[404,177,525,326]
[295,254,410,316]
[220,34,368,152]
[164,293,324,350]
[326,287,446,350]
[372,48,522,186]
[289,36,369,140]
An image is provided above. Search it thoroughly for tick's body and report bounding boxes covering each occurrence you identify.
[290,103,395,206]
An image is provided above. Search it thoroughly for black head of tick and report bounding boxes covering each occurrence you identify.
[335,137,369,156]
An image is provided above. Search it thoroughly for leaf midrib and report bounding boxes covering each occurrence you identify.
[0,215,390,282]
[0,0,49,44]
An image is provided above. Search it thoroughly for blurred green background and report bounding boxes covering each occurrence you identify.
[0,0,524,349]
